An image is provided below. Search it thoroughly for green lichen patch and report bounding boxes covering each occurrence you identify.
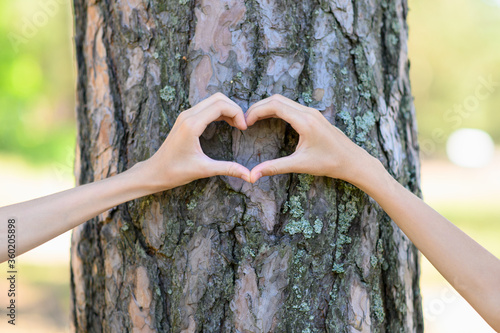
[160,85,176,102]
[282,188,321,239]
[280,248,316,332]
[337,110,355,139]
[334,233,352,260]
[302,91,313,104]
[313,218,323,234]
[331,263,345,274]
[283,195,304,218]
[297,173,315,192]
[371,276,386,323]
[355,111,375,143]
[242,245,256,258]
[187,198,197,210]
[328,284,339,304]
[370,255,378,268]
[331,182,362,272]
[284,216,314,239]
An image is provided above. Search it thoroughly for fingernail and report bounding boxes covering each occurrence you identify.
[242,174,250,183]
[255,172,262,181]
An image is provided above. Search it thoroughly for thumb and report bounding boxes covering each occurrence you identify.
[208,159,251,182]
[250,154,299,183]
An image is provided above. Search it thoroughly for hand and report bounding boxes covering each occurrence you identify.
[245,94,377,184]
[140,92,251,192]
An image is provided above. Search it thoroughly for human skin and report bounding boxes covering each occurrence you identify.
[0,92,251,263]
[1,92,499,331]
[246,94,500,332]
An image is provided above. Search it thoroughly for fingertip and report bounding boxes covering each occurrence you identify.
[237,116,248,130]
[245,114,256,127]
[253,172,262,183]
[249,169,262,183]
[231,163,251,182]
[241,173,250,183]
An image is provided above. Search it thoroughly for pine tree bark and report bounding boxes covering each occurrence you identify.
[70,0,423,331]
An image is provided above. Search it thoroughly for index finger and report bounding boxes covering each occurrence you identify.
[193,92,240,111]
[245,98,306,133]
[247,94,302,111]
[192,99,247,136]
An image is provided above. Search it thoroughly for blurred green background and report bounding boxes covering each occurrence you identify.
[0,0,75,166]
[0,0,499,332]
[410,0,500,156]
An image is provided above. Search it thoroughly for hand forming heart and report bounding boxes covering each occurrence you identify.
[142,92,375,193]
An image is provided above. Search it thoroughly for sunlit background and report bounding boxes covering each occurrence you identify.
[0,0,499,331]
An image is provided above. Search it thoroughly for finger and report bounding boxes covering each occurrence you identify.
[249,153,301,183]
[247,94,300,112]
[193,92,239,111]
[205,159,251,182]
[212,92,241,109]
[245,99,305,132]
[214,115,247,129]
[193,100,247,135]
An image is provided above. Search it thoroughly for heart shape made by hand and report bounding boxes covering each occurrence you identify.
[148,92,368,192]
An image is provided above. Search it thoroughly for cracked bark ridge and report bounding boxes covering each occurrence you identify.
[71,0,423,332]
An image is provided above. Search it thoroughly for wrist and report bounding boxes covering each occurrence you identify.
[344,152,389,194]
[125,160,165,195]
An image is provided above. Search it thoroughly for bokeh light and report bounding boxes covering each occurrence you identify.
[446,128,495,168]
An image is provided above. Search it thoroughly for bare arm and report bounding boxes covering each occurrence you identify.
[0,92,251,263]
[245,94,500,331]
[354,158,500,331]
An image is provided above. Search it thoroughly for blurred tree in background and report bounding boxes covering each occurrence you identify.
[0,0,75,165]
[408,0,500,156]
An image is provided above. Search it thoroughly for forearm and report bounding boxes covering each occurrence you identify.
[0,93,250,264]
[352,157,500,330]
[0,162,157,263]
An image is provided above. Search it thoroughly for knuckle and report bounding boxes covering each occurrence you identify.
[178,116,196,133]
[213,98,230,110]
[212,92,226,101]
[268,163,279,176]
[177,110,188,122]
[174,111,190,128]
[227,163,238,177]
[307,107,322,116]
[270,94,285,102]
[267,99,281,111]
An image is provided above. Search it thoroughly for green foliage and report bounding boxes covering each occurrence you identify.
[409,0,500,154]
[0,0,76,165]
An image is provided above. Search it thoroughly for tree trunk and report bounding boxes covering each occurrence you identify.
[70,0,423,331]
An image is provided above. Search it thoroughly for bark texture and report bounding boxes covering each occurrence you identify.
[70,0,423,332]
